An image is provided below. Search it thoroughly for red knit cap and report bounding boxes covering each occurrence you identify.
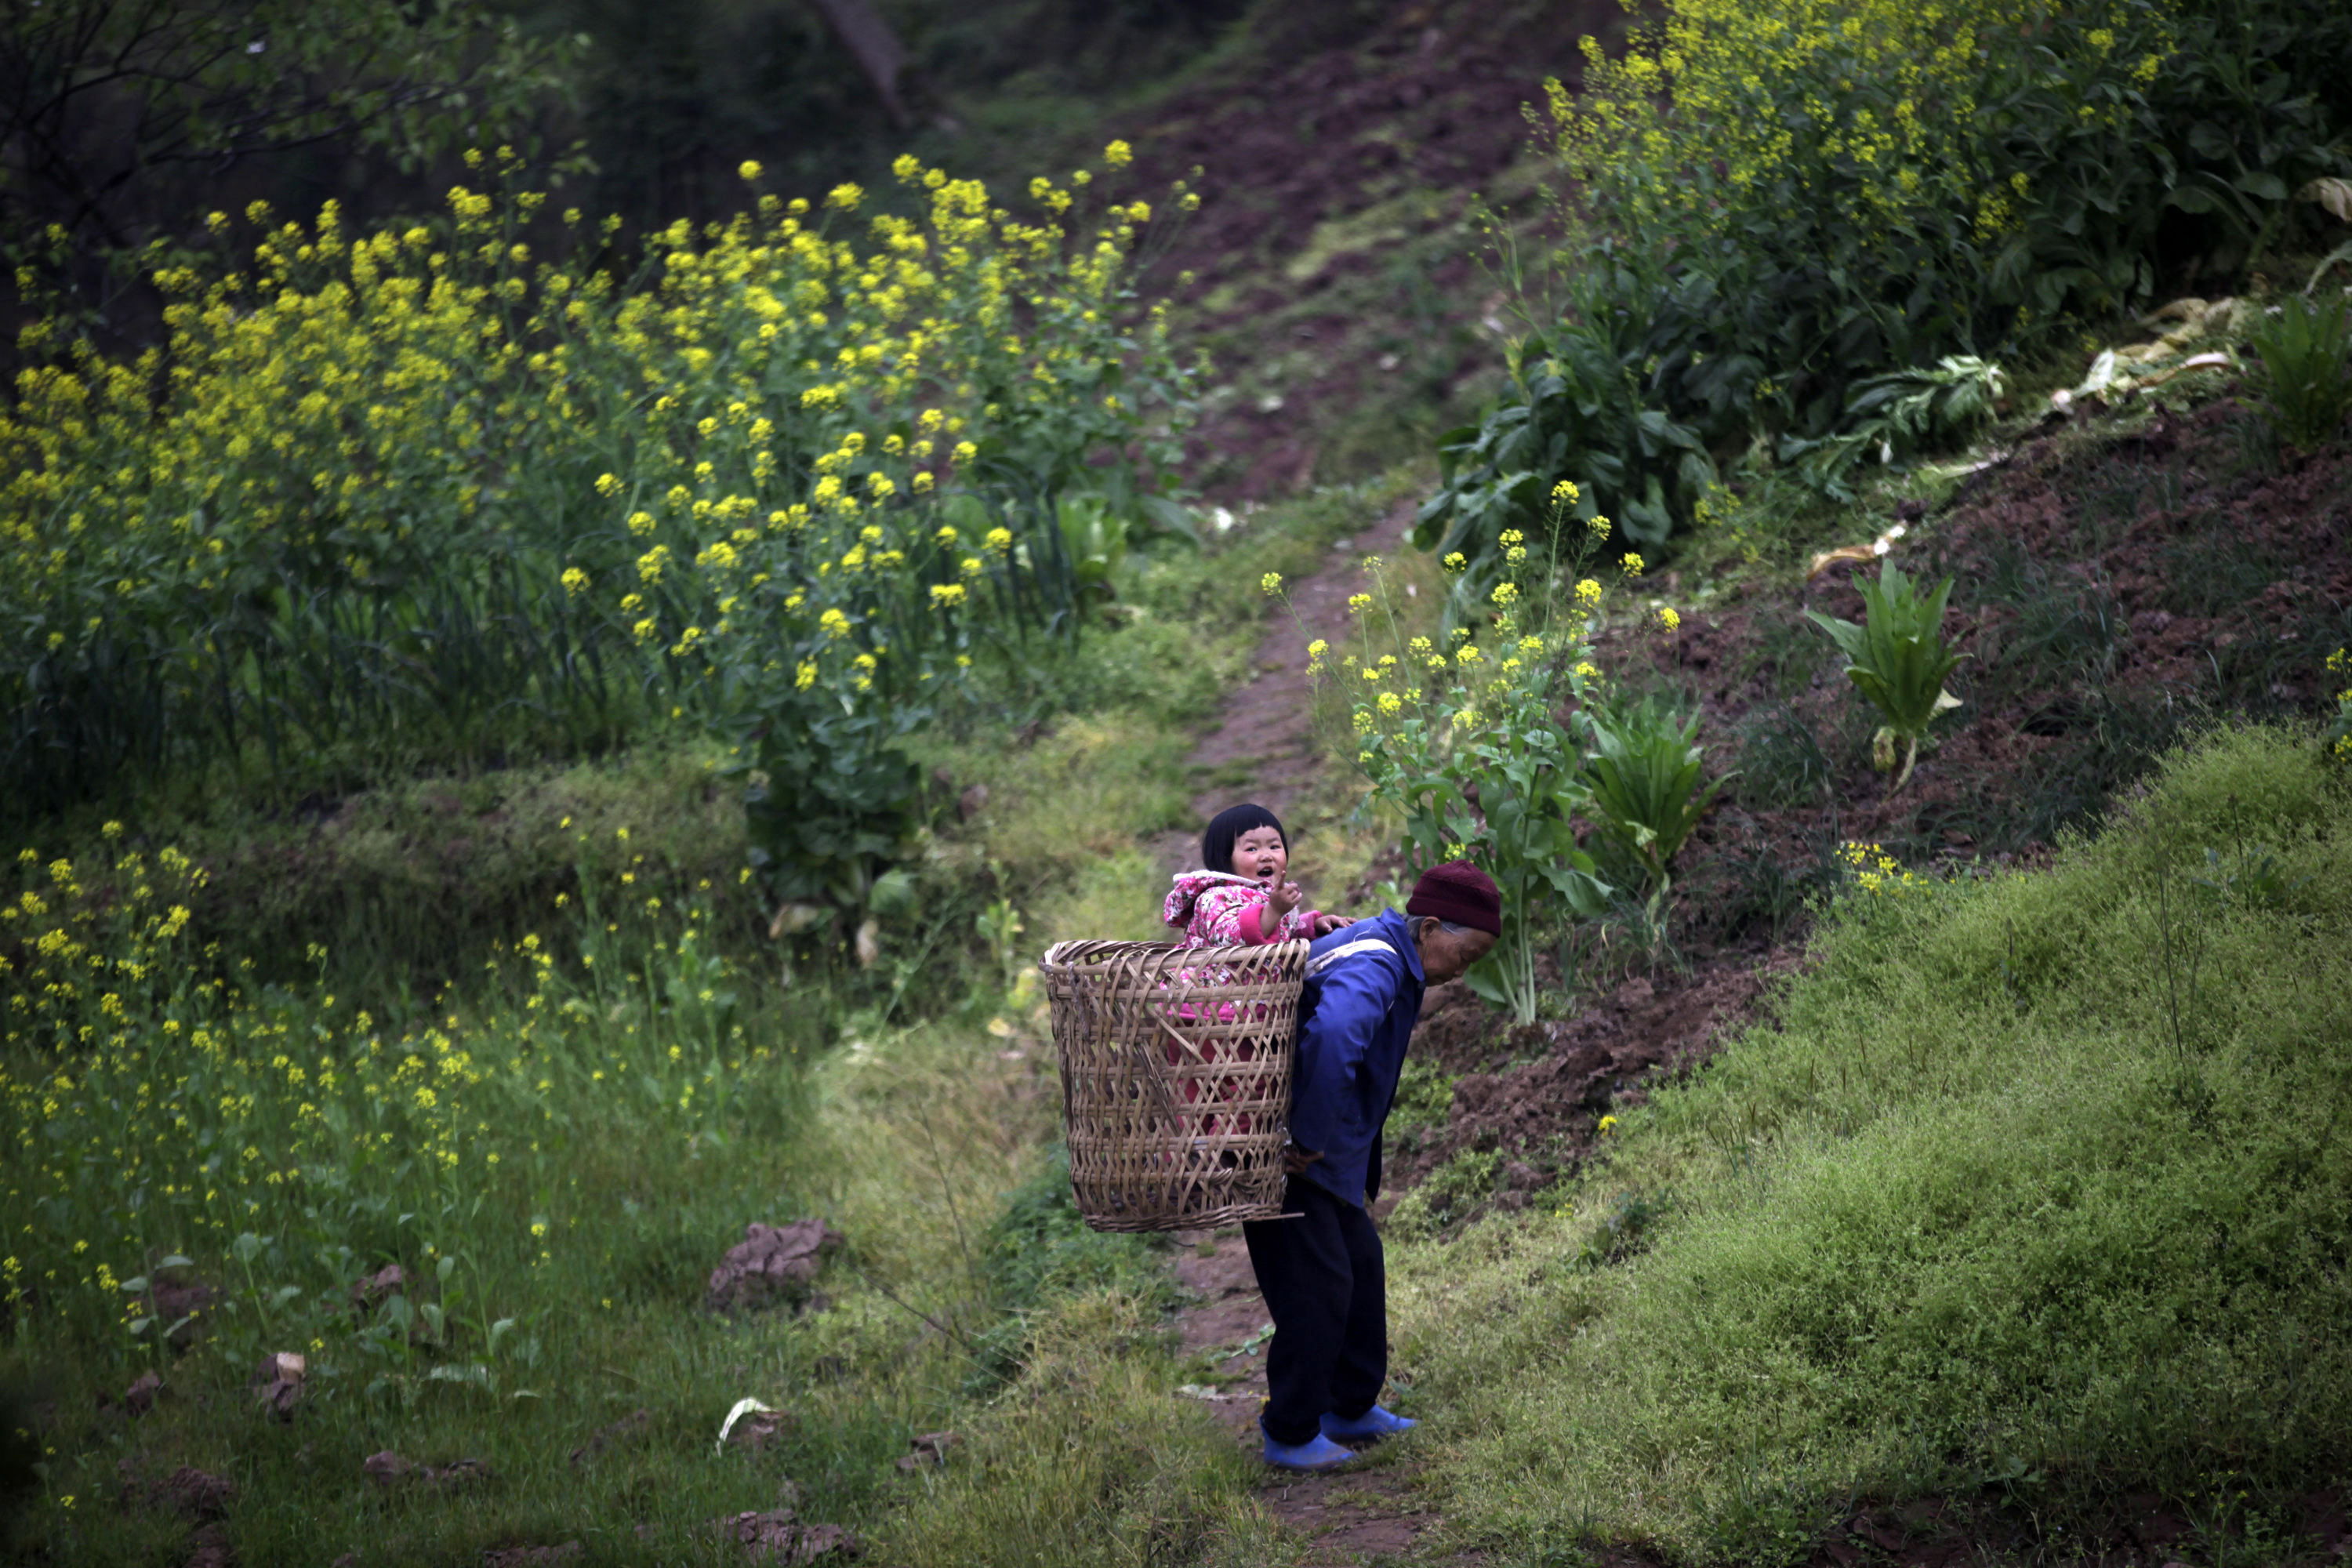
[1405,860,1501,937]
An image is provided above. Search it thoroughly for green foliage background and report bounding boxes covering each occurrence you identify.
[1416,0,2352,608]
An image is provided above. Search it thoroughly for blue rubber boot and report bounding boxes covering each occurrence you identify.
[1319,1405,1417,1443]
[1262,1430,1357,1472]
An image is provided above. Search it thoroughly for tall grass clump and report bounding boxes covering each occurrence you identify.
[874,1285,1283,1568]
[1392,726,2352,1563]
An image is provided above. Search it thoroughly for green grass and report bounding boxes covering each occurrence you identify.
[1390,725,2352,1564]
[876,1286,1285,1568]
[0,476,1407,1566]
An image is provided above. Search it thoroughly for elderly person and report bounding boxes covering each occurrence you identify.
[1245,860,1500,1472]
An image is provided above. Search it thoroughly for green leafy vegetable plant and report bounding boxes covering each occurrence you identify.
[1780,356,2006,495]
[1806,560,1965,795]
[2249,292,2352,450]
[1579,695,1732,909]
[1414,255,1720,626]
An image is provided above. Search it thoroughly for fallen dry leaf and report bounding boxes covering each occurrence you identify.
[1806,543,1878,580]
[726,1410,792,1453]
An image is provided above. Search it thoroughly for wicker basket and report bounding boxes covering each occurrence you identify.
[1040,938,1308,1232]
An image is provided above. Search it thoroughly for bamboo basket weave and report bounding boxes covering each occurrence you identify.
[1040,938,1308,1232]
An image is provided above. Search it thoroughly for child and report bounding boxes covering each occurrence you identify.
[1163,803,1353,946]
[1156,804,1352,1140]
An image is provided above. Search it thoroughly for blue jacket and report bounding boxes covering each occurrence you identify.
[1288,909,1426,1207]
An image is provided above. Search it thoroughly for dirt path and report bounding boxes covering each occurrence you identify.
[1153,499,1421,880]
[1171,1236,1457,1566]
[1153,498,1462,1563]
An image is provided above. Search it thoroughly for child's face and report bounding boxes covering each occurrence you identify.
[1230,826,1287,885]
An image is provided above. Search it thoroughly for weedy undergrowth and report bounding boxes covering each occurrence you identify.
[2249,291,2352,450]
[1314,507,1615,1025]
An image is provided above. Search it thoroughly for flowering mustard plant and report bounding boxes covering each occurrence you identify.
[1,147,1200,919]
[1326,540,1611,1025]
[0,840,774,1353]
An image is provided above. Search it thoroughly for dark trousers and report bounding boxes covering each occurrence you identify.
[1242,1175,1387,1445]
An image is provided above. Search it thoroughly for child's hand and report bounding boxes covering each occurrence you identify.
[1265,876,1302,924]
[1312,913,1356,937]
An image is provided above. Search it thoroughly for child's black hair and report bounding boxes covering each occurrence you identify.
[1202,803,1286,874]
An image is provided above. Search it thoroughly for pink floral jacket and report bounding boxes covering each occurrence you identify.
[1162,870,1321,949]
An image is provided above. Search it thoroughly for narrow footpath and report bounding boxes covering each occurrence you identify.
[1158,498,1466,1564]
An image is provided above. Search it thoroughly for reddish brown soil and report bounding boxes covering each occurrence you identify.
[1388,948,1803,1196]
[1116,2,1631,500]
[1171,1240,1461,1565]
[1655,393,2350,956]
[1371,389,2350,1208]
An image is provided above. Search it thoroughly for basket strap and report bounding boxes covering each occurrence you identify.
[1305,938,1396,977]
